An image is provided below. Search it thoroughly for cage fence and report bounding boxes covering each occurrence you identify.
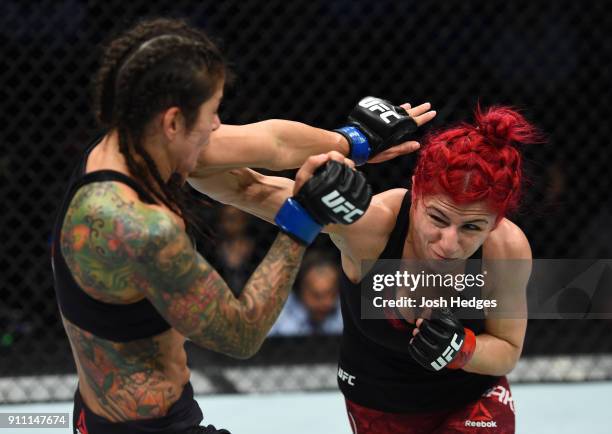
[1,0,611,403]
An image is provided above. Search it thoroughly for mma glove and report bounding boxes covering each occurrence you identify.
[335,96,419,165]
[275,161,372,245]
[408,307,476,372]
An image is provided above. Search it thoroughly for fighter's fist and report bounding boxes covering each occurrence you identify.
[408,307,476,372]
[335,96,435,165]
[275,154,372,245]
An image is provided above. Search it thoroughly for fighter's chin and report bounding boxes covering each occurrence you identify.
[425,252,462,272]
[179,159,199,178]
[425,258,454,272]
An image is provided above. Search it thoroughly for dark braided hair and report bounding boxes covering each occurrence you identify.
[93,18,229,238]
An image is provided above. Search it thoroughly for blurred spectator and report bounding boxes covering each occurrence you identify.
[269,251,343,336]
[213,205,256,294]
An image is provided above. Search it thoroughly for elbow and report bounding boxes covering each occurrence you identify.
[497,360,519,377]
[504,346,523,374]
[231,345,261,360]
[492,346,522,376]
[226,338,264,360]
[190,338,262,360]
[186,327,262,359]
[229,351,252,360]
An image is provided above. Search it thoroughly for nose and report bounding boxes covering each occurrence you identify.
[212,115,221,131]
[437,227,461,258]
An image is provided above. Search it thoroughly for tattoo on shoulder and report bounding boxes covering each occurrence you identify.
[61,181,170,302]
[62,180,307,359]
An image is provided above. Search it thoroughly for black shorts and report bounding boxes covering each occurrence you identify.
[73,382,230,434]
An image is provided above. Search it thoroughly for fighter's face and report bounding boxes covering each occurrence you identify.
[410,193,496,268]
[174,81,223,176]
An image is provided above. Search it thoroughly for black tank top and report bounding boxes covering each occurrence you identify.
[52,138,171,342]
[338,191,499,412]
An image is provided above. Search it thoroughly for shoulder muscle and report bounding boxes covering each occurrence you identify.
[482,219,532,306]
[60,181,172,302]
[484,219,532,260]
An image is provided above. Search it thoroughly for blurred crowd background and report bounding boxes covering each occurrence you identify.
[1,0,611,402]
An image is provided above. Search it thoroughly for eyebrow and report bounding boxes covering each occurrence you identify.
[427,206,489,224]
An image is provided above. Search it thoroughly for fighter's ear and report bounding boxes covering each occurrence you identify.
[161,107,184,141]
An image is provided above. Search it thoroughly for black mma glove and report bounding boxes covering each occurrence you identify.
[408,307,476,372]
[274,161,372,245]
[335,96,418,165]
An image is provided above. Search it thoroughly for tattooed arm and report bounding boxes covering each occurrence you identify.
[61,182,305,359]
[136,211,305,359]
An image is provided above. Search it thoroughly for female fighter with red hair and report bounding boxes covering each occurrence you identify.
[191,104,540,433]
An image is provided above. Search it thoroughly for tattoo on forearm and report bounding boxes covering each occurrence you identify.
[190,233,305,356]
[142,229,305,357]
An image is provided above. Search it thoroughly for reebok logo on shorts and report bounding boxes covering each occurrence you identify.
[464,401,497,428]
[465,420,498,428]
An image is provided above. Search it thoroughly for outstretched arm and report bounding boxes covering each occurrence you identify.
[191,102,436,175]
[193,121,349,174]
[189,168,292,225]
[189,167,406,281]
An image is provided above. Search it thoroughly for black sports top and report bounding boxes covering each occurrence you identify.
[52,139,171,342]
[338,190,499,413]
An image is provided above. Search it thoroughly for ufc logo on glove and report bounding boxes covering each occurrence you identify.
[358,96,403,124]
[321,190,364,223]
[431,333,464,371]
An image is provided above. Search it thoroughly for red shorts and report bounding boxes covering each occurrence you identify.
[345,377,515,434]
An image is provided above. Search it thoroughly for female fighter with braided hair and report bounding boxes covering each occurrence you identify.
[191,105,540,433]
[53,18,434,434]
